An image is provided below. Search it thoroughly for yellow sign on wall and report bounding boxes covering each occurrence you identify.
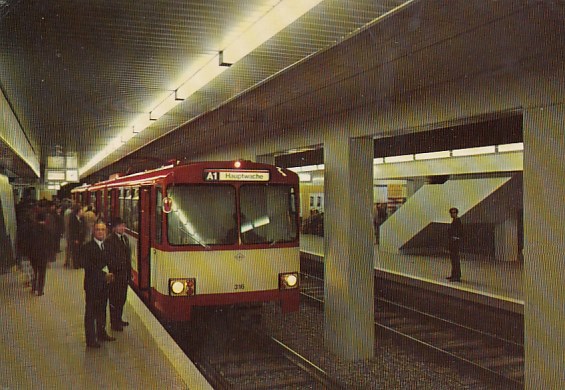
[387,184,404,199]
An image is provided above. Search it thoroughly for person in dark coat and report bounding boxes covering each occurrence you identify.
[68,204,85,269]
[28,212,56,296]
[82,220,116,348]
[105,217,132,331]
[446,207,463,282]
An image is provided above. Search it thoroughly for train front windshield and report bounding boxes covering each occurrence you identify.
[167,184,298,246]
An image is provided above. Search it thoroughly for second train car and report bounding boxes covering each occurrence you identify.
[72,160,300,321]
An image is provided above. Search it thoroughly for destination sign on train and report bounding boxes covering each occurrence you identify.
[203,169,270,182]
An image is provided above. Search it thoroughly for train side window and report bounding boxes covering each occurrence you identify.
[131,188,139,233]
[119,188,125,220]
[106,189,113,222]
[124,189,132,228]
[155,188,162,244]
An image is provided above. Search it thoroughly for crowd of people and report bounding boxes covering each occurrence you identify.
[15,197,132,349]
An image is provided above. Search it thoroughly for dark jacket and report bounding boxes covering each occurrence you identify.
[82,240,110,293]
[28,222,56,266]
[68,214,85,244]
[105,233,132,283]
[448,217,463,240]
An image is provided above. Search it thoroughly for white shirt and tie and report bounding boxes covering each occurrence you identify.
[93,238,108,272]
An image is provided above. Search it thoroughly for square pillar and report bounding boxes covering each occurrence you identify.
[523,105,565,388]
[495,216,519,261]
[323,133,375,360]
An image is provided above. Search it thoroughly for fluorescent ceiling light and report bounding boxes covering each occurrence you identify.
[415,151,451,160]
[80,1,322,178]
[384,154,414,163]
[176,55,228,100]
[150,92,183,120]
[132,115,152,134]
[498,142,523,152]
[46,170,65,181]
[452,146,496,157]
[66,156,78,168]
[121,129,136,143]
[222,0,323,65]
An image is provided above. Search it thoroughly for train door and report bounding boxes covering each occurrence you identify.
[138,186,152,299]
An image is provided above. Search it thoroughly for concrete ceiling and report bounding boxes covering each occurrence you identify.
[1,0,564,184]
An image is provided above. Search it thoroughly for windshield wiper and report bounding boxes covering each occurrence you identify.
[179,227,210,250]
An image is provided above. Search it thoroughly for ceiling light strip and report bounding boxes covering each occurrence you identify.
[222,0,323,64]
[80,0,323,178]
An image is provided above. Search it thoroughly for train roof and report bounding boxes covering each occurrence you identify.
[82,160,298,191]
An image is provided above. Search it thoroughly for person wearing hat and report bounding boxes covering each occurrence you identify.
[105,217,132,331]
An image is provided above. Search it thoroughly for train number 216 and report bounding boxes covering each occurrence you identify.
[234,284,245,290]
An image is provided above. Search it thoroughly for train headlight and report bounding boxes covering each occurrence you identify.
[279,272,299,289]
[169,278,196,296]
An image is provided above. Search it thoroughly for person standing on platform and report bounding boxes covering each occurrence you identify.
[63,202,73,267]
[83,205,97,243]
[28,212,56,296]
[68,204,85,268]
[82,220,116,348]
[105,217,132,331]
[446,207,463,282]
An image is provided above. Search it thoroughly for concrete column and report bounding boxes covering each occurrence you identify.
[323,132,375,360]
[523,105,565,388]
[494,216,518,262]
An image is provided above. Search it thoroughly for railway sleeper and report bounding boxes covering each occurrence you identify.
[234,376,316,390]
[219,360,300,377]
[374,310,401,319]
[416,330,458,344]
[454,346,510,361]
[207,352,274,365]
[438,338,485,350]
[391,323,438,335]
[381,316,414,326]
[480,355,524,370]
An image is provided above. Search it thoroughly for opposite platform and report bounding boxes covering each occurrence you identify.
[300,234,524,314]
[0,251,212,389]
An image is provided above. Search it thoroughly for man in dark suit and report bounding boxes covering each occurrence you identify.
[105,217,132,331]
[28,212,56,296]
[68,204,85,268]
[446,207,463,282]
[82,220,116,348]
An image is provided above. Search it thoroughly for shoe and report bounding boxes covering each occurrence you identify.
[37,292,44,296]
[121,321,129,327]
[87,342,101,348]
[98,334,116,342]
[111,325,123,332]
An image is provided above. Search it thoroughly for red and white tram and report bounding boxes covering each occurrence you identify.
[72,160,300,321]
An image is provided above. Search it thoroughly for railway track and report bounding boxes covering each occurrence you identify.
[299,267,524,388]
[172,309,343,389]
